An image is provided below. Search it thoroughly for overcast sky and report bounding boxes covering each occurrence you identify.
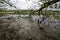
[0,0,60,10]
[9,0,60,10]
[8,0,42,10]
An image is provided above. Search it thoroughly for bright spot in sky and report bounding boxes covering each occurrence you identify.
[10,0,41,10]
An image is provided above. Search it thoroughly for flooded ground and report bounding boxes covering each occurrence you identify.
[0,14,60,40]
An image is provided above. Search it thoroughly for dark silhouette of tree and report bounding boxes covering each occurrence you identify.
[38,0,60,15]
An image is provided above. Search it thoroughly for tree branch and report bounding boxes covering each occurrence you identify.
[38,0,60,11]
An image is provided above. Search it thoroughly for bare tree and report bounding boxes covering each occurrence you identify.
[38,0,60,15]
[0,0,60,14]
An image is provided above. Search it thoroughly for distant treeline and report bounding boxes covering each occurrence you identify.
[0,8,60,16]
